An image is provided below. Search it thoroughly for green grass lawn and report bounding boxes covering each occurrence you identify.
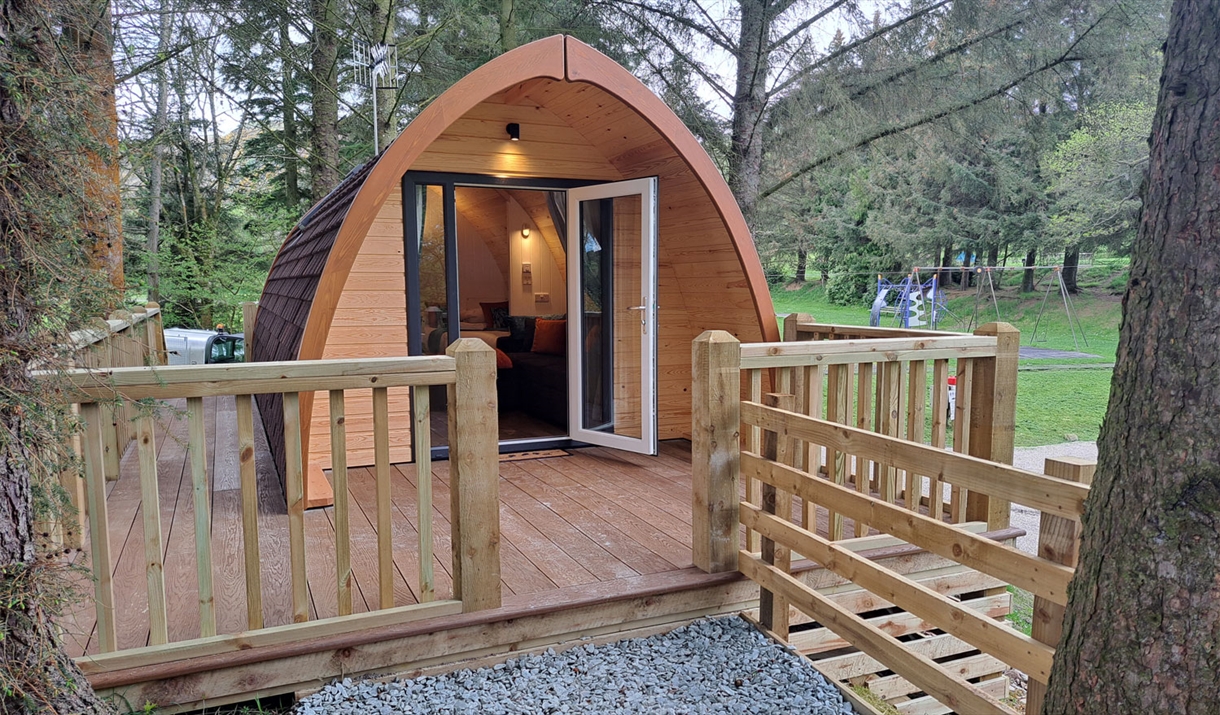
[770,279,1123,447]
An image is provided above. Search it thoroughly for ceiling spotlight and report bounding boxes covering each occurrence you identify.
[521,226,531,238]
[506,122,520,141]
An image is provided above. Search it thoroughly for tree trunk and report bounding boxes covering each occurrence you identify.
[1021,248,1037,292]
[988,245,1000,288]
[1062,246,1080,293]
[0,0,118,711]
[499,0,517,53]
[962,250,973,288]
[309,0,340,198]
[70,0,123,291]
[146,0,172,305]
[728,0,771,228]
[1044,1,1220,712]
[280,18,300,209]
[938,244,953,288]
[369,0,394,151]
[794,248,807,284]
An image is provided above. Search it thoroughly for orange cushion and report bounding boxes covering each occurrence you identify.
[495,348,513,369]
[531,318,566,355]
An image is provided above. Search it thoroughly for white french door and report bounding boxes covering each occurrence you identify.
[566,178,658,455]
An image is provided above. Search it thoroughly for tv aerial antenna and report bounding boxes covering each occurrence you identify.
[351,38,399,154]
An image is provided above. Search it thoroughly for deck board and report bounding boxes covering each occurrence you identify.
[60,396,703,658]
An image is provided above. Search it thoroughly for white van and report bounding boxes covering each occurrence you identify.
[164,328,245,366]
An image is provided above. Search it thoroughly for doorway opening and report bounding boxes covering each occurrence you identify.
[403,172,657,459]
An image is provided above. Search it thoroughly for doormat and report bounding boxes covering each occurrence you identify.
[499,449,569,463]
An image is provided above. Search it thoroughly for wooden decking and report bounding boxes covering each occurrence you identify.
[59,395,699,658]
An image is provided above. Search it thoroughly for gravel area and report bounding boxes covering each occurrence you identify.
[295,617,855,715]
[1009,441,1098,554]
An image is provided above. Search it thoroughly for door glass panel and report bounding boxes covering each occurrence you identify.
[578,195,642,438]
[418,184,449,354]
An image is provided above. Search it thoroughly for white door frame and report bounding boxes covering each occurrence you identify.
[565,177,658,455]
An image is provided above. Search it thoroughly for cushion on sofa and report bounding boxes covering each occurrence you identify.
[532,318,566,355]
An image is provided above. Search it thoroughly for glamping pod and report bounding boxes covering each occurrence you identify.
[254,35,777,506]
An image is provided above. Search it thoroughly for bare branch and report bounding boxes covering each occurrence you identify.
[767,0,850,53]
[770,0,950,97]
[760,16,1108,202]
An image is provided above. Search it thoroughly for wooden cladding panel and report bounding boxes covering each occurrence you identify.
[306,79,764,452]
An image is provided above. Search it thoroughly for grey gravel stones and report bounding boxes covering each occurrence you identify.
[295,616,855,714]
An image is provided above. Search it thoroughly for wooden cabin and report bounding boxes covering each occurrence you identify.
[253,35,777,506]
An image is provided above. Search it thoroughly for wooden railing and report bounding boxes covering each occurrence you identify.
[691,318,1019,573]
[51,338,500,664]
[735,397,1091,715]
[56,304,167,550]
[71,304,167,480]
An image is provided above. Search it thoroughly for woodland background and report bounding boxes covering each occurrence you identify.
[109,0,1166,329]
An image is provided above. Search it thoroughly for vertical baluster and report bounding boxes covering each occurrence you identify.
[102,400,121,482]
[747,368,763,552]
[826,364,851,535]
[235,394,263,629]
[929,360,950,521]
[413,387,434,602]
[187,397,216,636]
[854,363,873,537]
[282,392,308,623]
[135,415,168,645]
[879,361,902,503]
[60,403,86,550]
[906,361,927,513]
[803,365,824,535]
[81,402,116,652]
[328,390,351,617]
[950,359,974,522]
[372,386,394,609]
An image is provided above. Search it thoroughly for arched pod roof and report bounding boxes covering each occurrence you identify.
[256,35,775,368]
[253,35,777,488]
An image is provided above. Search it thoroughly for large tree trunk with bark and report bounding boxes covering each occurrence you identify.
[280,17,300,209]
[368,0,394,151]
[146,0,173,304]
[69,0,123,291]
[309,0,340,199]
[0,0,118,711]
[728,0,771,228]
[1044,1,1220,711]
[499,0,517,53]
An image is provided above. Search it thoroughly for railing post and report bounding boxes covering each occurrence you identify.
[145,301,166,365]
[692,330,741,573]
[1026,457,1095,714]
[446,338,501,611]
[242,301,258,362]
[966,322,1020,528]
[782,312,811,342]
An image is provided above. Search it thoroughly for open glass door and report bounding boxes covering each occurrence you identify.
[566,178,658,454]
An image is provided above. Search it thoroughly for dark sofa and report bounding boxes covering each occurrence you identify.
[496,316,567,429]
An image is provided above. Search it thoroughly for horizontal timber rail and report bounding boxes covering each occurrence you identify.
[737,390,1093,715]
[48,339,501,670]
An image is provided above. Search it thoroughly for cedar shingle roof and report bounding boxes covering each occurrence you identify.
[253,159,377,480]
